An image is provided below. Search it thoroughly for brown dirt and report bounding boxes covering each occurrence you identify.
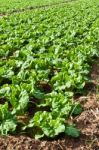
[0,60,99,150]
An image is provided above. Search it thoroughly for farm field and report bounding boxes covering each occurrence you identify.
[0,0,99,149]
[0,0,69,13]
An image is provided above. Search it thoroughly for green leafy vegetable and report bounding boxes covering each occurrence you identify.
[0,0,99,138]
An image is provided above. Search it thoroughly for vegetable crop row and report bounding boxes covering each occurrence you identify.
[0,0,99,139]
[0,0,69,14]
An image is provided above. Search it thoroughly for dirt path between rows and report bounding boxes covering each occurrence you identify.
[0,59,98,150]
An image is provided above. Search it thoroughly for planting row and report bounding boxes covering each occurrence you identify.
[0,0,99,138]
[0,0,68,14]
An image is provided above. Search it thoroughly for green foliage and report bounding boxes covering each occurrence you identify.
[29,111,66,138]
[0,0,68,13]
[0,0,99,138]
[71,103,83,115]
[0,103,17,135]
[65,124,80,138]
